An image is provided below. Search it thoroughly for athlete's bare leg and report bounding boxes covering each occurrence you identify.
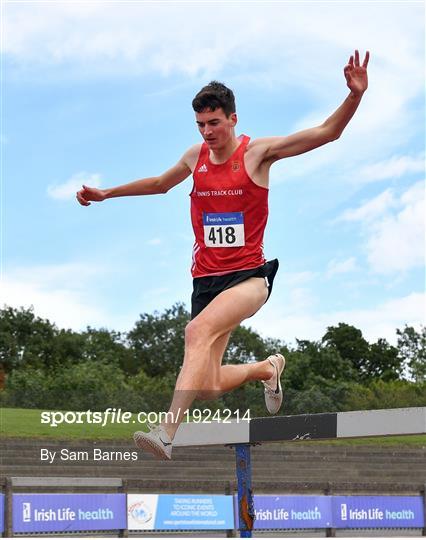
[195,331,276,400]
[161,277,274,440]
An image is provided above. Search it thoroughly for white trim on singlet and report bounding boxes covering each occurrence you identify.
[191,242,201,273]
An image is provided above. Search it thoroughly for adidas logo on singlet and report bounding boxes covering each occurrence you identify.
[197,164,208,173]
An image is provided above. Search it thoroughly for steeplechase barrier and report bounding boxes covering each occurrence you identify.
[173,406,426,537]
[1,407,425,537]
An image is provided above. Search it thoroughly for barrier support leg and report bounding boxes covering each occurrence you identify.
[4,477,12,538]
[235,443,255,538]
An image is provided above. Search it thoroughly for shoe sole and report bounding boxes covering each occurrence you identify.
[133,431,171,461]
[273,353,285,392]
[265,353,286,414]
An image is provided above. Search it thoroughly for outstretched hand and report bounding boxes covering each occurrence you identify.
[344,50,370,97]
[76,184,106,206]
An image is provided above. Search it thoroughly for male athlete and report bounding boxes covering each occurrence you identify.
[77,50,369,460]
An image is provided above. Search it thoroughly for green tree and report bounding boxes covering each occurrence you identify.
[127,303,189,377]
[224,325,286,365]
[129,369,178,412]
[343,379,426,411]
[322,323,370,379]
[295,339,357,382]
[0,306,59,374]
[220,381,264,416]
[283,351,313,391]
[0,306,132,376]
[285,385,335,415]
[367,338,402,381]
[81,327,134,374]
[3,361,144,411]
[397,325,426,382]
[1,367,49,408]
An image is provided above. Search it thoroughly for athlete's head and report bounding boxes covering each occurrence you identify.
[192,81,236,117]
[192,81,237,149]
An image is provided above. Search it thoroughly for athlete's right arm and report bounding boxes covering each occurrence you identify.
[76,146,199,206]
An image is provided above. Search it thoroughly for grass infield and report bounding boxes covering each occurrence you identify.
[1,407,147,440]
[1,407,425,445]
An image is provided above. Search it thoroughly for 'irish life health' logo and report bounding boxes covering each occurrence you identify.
[23,503,31,522]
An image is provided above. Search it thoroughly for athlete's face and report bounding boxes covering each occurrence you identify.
[195,108,237,150]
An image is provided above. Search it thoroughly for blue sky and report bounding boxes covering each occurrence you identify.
[2,1,425,345]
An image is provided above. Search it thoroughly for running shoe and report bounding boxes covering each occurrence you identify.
[133,424,172,460]
[262,353,286,415]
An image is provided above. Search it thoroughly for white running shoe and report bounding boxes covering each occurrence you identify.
[133,424,172,460]
[262,353,286,415]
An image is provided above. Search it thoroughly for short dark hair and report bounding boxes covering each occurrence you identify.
[192,81,236,117]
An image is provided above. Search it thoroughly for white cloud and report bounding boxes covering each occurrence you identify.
[359,154,425,183]
[140,287,170,300]
[147,238,162,246]
[367,182,425,274]
[337,181,425,274]
[6,3,424,197]
[5,3,423,90]
[47,172,102,200]
[326,257,358,278]
[282,271,317,287]
[0,262,190,333]
[287,287,317,313]
[252,291,425,345]
[0,262,108,330]
[339,189,396,223]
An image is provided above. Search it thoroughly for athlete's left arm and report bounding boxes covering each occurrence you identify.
[258,50,370,162]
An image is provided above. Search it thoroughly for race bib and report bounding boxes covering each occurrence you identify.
[203,212,245,248]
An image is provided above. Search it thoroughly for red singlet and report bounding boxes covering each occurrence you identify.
[190,135,269,278]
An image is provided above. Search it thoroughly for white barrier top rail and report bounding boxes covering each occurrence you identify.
[173,407,426,447]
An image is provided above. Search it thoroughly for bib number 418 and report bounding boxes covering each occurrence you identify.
[208,226,237,245]
[203,212,245,248]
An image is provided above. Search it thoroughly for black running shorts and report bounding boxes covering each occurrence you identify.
[191,258,279,319]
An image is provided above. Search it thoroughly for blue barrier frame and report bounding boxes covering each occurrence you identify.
[235,444,255,537]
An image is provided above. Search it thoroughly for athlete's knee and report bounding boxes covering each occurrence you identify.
[184,320,200,348]
[184,318,216,348]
